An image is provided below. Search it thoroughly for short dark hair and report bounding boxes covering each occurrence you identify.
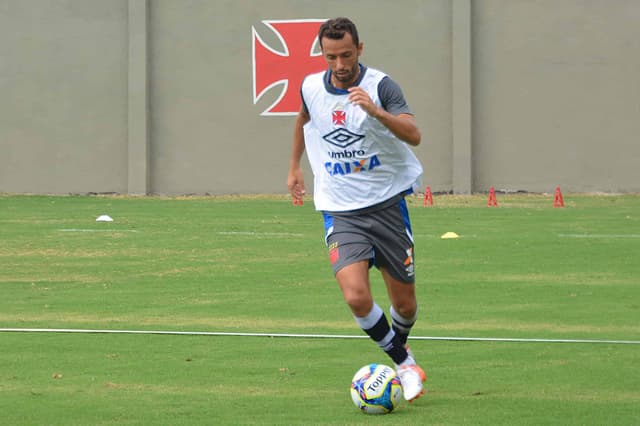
[318,17,359,49]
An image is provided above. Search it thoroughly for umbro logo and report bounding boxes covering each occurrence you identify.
[322,128,365,148]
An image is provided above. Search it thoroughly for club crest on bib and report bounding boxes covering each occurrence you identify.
[332,109,346,126]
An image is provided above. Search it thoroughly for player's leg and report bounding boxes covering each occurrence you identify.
[372,269,424,402]
[382,267,418,346]
[373,197,420,349]
[326,211,420,398]
[370,198,425,401]
[335,260,372,316]
[335,261,409,367]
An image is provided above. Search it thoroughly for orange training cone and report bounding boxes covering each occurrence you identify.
[423,186,433,206]
[487,187,498,207]
[292,197,304,206]
[553,186,564,208]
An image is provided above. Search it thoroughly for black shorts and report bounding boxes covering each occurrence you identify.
[323,196,415,283]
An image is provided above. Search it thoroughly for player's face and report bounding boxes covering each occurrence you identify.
[321,33,363,88]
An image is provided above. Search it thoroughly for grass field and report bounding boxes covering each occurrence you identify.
[0,193,639,425]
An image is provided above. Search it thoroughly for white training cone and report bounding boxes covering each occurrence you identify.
[441,231,459,239]
[96,215,114,222]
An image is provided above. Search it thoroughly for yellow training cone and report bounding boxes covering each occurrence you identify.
[441,232,459,239]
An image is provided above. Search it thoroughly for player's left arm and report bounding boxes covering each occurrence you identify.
[347,77,421,146]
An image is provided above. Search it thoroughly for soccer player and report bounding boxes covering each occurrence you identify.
[287,17,426,402]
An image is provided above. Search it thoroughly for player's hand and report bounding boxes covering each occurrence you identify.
[287,168,306,199]
[348,86,380,118]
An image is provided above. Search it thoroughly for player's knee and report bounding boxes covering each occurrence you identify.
[393,300,417,319]
[344,293,373,317]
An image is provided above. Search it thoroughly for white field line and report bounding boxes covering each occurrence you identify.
[58,229,139,233]
[414,234,640,239]
[414,234,478,238]
[0,328,638,345]
[216,231,304,237]
[558,234,640,238]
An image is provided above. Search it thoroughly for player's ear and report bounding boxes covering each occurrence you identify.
[357,42,364,56]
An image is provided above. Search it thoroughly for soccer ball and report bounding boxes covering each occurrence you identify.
[350,363,402,414]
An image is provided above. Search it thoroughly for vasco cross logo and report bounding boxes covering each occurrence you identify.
[252,19,326,116]
[332,110,346,126]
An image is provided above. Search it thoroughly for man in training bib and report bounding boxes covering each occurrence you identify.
[287,17,426,402]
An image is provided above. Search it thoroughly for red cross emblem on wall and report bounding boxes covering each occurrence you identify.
[252,19,327,116]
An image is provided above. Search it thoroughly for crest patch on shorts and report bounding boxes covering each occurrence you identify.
[329,242,340,264]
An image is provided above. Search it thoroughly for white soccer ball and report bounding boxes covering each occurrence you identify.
[350,363,402,414]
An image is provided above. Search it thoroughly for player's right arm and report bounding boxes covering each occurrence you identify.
[287,106,310,199]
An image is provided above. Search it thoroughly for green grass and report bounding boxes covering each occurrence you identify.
[1,194,639,425]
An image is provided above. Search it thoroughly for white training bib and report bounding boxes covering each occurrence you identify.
[302,67,423,212]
